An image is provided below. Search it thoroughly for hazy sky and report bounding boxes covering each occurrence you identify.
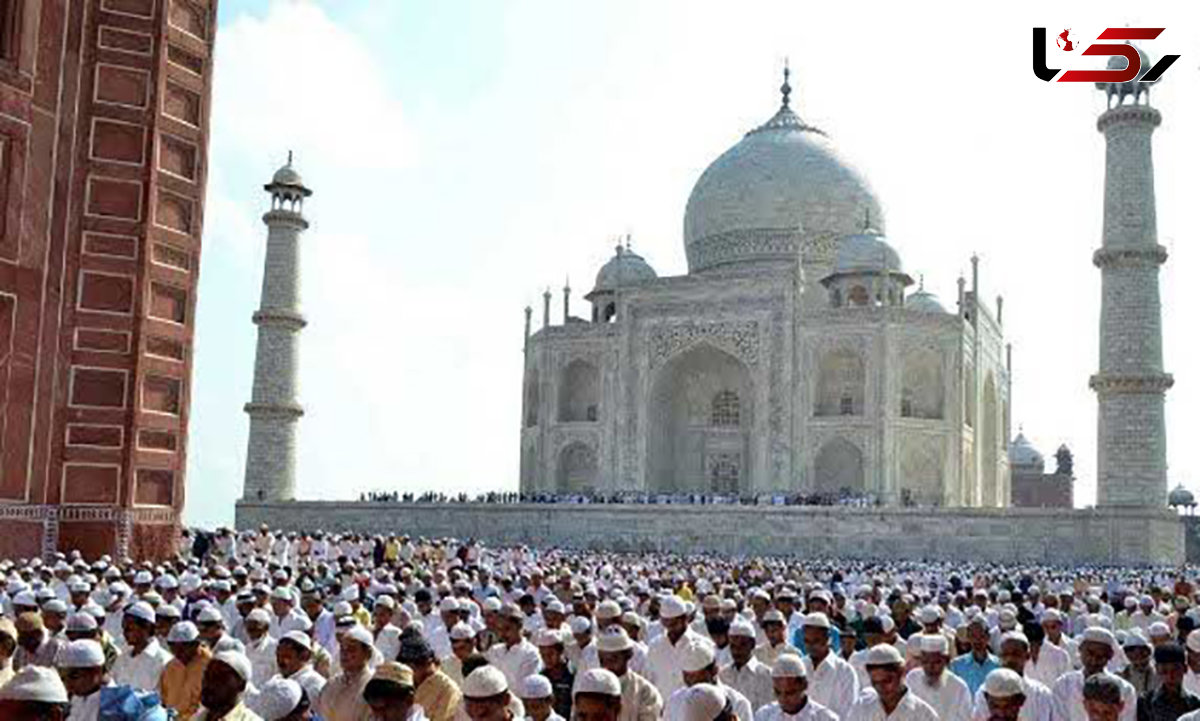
[185,0,1200,527]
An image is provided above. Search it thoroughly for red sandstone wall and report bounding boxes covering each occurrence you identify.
[0,0,215,559]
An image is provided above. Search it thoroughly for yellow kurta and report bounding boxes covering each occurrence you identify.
[415,668,462,721]
[316,667,372,721]
[160,647,212,721]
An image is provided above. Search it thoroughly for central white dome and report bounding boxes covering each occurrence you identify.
[684,98,884,273]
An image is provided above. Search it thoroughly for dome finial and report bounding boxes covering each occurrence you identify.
[626,232,632,251]
[919,274,925,291]
[780,59,792,109]
[287,149,293,166]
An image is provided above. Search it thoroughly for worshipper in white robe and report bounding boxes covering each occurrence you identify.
[846,644,939,721]
[753,654,838,721]
[905,634,972,721]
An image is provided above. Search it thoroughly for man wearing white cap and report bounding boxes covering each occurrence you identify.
[58,639,113,721]
[111,601,172,692]
[663,639,752,721]
[445,623,479,687]
[905,634,970,721]
[485,604,541,690]
[269,587,308,640]
[428,598,461,660]
[461,665,518,721]
[801,613,859,721]
[0,665,71,720]
[976,668,1027,721]
[646,596,702,700]
[1024,623,1069,689]
[252,677,309,721]
[573,668,624,721]
[1184,630,1200,697]
[1041,610,1080,673]
[275,630,326,703]
[846,644,937,721]
[1050,628,1136,721]
[161,620,213,719]
[14,612,64,670]
[242,608,279,689]
[677,684,734,721]
[569,616,600,674]
[318,624,375,721]
[755,610,795,669]
[518,674,564,721]
[596,627,661,721]
[195,650,262,720]
[972,633,1054,721]
[720,620,774,713]
[754,655,838,721]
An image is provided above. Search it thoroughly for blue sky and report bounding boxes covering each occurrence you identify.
[185,1,1200,527]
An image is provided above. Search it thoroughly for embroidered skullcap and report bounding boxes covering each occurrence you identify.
[58,639,105,669]
[678,683,729,720]
[518,674,553,699]
[0,666,69,703]
[166,621,199,643]
[212,650,253,682]
[255,678,304,721]
[574,668,622,698]
[462,666,509,699]
[771,654,807,678]
[984,669,1025,698]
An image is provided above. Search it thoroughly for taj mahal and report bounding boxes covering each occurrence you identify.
[518,70,1010,506]
[239,59,1182,564]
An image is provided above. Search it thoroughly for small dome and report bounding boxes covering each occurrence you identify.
[589,244,657,296]
[1169,484,1195,507]
[829,230,903,277]
[906,282,948,313]
[272,164,304,187]
[1009,433,1043,467]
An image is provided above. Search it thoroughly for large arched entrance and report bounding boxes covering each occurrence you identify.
[647,345,752,494]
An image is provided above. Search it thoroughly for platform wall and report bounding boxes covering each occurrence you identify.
[236,502,1184,565]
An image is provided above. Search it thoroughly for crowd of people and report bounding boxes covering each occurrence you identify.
[356,491,885,508]
[1,526,1199,721]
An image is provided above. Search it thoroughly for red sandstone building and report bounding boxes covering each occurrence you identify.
[0,0,215,559]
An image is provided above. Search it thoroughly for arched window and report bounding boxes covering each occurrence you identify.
[707,453,740,494]
[901,350,944,419]
[815,349,865,417]
[524,369,539,427]
[558,360,600,422]
[710,390,740,427]
[849,285,870,307]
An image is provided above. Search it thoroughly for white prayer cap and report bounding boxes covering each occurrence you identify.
[255,678,304,721]
[343,624,374,649]
[124,601,155,624]
[864,644,905,667]
[212,650,253,683]
[196,606,224,624]
[270,587,293,602]
[678,683,728,720]
[13,590,37,607]
[166,621,200,644]
[803,612,830,629]
[133,571,153,585]
[482,598,502,612]
[729,621,757,639]
[66,613,98,633]
[573,668,622,698]
[58,639,105,669]
[771,654,807,679]
[762,609,785,624]
[983,668,1025,698]
[0,665,69,703]
[569,616,592,635]
[450,622,477,641]
[246,609,271,626]
[595,627,634,653]
[918,634,949,655]
[1123,631,1150,649]
[596,600,622,620]
[680,639,717,672]
[1186,629,1200,653]
[280,631,312,651]
[517,674,553,700]
[155,604,180,619]
[660,595,689,619]
[533,628,565,647]
[42,599,67,614]
[463,666,509,699]
[1124,597,1138,609]
[1041,609,1062,623]
[499,603,524,621]
[375,595,396,609]
[1149,622,1171,638]
[333,601,353,617]
[1081,627,1117,650]
[544,600,565,614]
[917,606,943,624]
[880,616,896,634]
[998,631,1029,649]
[439,597,461,613]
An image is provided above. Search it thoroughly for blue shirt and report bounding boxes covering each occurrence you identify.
[949,652,1001,695]
[790,624,842,657]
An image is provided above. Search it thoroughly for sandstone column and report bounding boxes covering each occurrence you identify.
[1090,96,1172,507]
[242,156,311,502]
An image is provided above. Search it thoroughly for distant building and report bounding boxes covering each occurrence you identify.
[1009,433,1073,508]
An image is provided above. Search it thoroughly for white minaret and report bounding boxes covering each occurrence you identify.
[242,153,310,502]
[1090,50,1173,508]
